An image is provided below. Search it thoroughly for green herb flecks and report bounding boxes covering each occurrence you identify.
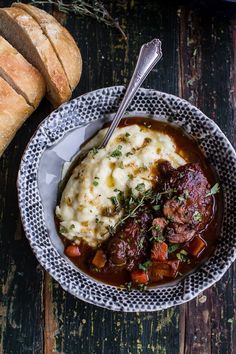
[30,0,127,40]
[168,244,180,253]
[176,249,190,263]
[138,260,152,271]
[206,183,220,197]
[110,145,122,158]
[193,210,202,222]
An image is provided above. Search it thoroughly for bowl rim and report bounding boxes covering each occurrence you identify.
[17,86,236,311]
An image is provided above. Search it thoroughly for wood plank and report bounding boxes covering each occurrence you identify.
[178,4,236,354]
[0,100,51,353]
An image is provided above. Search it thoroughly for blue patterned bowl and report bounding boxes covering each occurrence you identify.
[17,86,236,311]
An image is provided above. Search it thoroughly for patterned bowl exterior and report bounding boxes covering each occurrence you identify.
[17,86,236,312]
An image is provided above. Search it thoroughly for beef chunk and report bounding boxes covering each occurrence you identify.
[107,207,152,271]
[166,223,195,243]
[162,163,213,242]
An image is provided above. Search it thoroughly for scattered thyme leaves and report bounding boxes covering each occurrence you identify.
[193,210,202,222]
[135,183,146,193]
[168,244,180,253]
[138,260,152,271]
[206,183,220,197]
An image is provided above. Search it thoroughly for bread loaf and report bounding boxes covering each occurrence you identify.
[13,3,82,91]
[0,36,45,109]
[0,7,72,107]
[0,76,34,156]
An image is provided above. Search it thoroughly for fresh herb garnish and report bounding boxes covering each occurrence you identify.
[128,174,134,180]
[126,151,133,157]
[193,210,202,222]
[135,183,146,193]
[30,0,127,40]
[153,205,161,211]
[110,145,122,158]
[206,183,220,197]
[125,282,133,291]
[118,161,124,169]
[150,234,165,243]
[139,260,152,271]
[108,196,119,207]
[176,249,190,263]
[91,147,99,155]
[93,180,99,186]
[125,132,130,137]
[168,244,180,253]
[138,284,148,291]
[69,224,75,230]
[60,226,68,233]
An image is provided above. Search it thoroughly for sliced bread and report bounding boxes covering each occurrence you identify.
[0,7,71,107]
[0,76,34,156]
[13,3,82,91]
[0,36,45,109]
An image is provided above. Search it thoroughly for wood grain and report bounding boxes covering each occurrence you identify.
[0,1,235,354]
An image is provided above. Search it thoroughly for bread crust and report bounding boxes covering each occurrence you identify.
[0,76,34,156]
[0,36,45,109]
[13,3,82,90]
[0,7,71,107]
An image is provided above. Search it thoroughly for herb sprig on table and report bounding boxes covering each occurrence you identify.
[30,0,127,40]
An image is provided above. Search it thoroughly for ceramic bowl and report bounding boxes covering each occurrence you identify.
[17,86,236,311]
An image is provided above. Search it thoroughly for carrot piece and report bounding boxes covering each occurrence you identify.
[65,245,81,258]
[149,260,180,282]
[92,249,107,268]
[188,236,206,257]
[131,270,149,284]
[151,242,168,261]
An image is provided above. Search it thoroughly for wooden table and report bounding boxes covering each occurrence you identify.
[0,1,235,353]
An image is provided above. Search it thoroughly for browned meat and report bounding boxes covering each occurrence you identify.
[161,163,213,243]
[107,207,153,271]
[152,217,167,238]
[166,223,195,243]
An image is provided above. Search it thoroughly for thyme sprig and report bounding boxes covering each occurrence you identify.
[30,0,127,40]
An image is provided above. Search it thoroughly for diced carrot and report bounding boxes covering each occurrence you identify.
[131,270,149,284]
[149,260,180,282]
[65,245,81,258]
[92,249,107,268]
[151,242,168,261]
[187,236,206,257]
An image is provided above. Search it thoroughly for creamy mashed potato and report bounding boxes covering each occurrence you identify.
[56,124,186,247]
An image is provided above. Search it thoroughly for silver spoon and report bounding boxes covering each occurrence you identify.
[100,38,162,148]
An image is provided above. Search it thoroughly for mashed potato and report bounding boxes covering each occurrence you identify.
[56,124,186,247]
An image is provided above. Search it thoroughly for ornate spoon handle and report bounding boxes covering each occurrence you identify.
[100,38,162,148]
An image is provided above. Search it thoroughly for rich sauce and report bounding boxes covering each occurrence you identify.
[59,118,223,288]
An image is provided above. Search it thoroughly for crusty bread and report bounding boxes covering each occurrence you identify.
[0,36,45,109]
[0,7,71,107]
[0,76,34,156]
[13,3,82,91]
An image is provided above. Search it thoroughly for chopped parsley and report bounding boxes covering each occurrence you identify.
[151,234,165,243]
[138,260,152,271]
[135,183,146,193]
[153,205,161,211]
[176,249,190,263]
[206,183,220,197]
[110,145,122,158]
[138,284,147,291]
[69,224,75,230]
[125,282,133,291]
[93,180,99,186]
[92,147,98,155]
[128,174,134,180]
[118,161,124,169]
[108,196,119,207]
[193,210,202,222]
[168,244,180,253]
[125,132,130,137]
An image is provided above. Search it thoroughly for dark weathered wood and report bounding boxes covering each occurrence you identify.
[0,1,235,354]
[178,4,236,354]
